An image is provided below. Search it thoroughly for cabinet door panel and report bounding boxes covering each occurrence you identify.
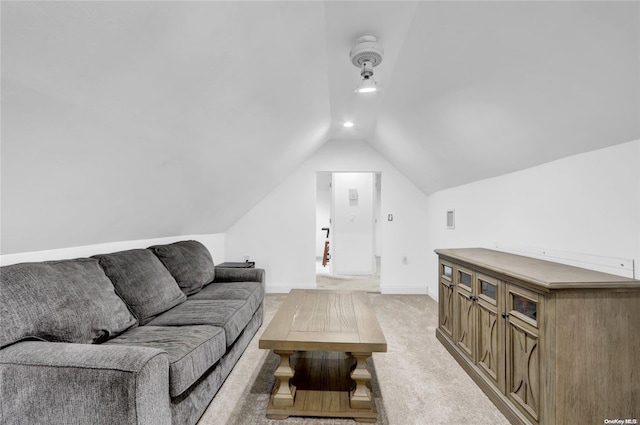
[476,274,502,390]
[454,265,476,362]
[506,317,540,423]
[455,286,475,362]
[438,279,454,337]
[477,301,499,386]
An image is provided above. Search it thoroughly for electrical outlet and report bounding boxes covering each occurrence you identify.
[243,255,250,262]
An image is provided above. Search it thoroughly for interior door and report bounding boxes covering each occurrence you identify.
[330,172,375,275]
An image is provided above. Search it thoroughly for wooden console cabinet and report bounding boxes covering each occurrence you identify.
[435,248,639,425]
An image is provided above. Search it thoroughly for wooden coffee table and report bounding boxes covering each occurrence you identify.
[259,289,387,423]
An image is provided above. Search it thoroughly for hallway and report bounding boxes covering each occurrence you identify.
[315,257,380,293]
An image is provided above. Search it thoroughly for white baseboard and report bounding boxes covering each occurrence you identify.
[267,283,437,299]
[427,288,438,302]
[266,283,316,294]
[380,285,428,295]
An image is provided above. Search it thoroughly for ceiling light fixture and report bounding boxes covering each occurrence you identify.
[350,35,384,94]
[356,62,378,93]
[343,121,354,128]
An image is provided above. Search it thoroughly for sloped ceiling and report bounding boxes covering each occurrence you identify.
[373,1,640,193]
[1,1,638,254]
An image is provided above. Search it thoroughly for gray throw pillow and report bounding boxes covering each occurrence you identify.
[148,240,216,296]
[0,258,138,348]
[93,249,186,325]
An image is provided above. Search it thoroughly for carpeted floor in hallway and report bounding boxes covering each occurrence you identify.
[197,293,510,425]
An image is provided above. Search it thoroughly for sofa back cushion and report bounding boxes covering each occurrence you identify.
[0,258,138,348]
[93,249,187,325]
[148,240,216,296]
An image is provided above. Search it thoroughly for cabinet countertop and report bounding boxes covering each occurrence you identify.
[435,248,640,290]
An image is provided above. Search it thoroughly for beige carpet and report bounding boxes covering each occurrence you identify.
[315,258,380,293]
[315,274,380,293]
[197,294,510,425]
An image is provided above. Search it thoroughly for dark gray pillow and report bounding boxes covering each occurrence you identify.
[148,240,216,296]
[0,258,138,348]
[93,249,186,325]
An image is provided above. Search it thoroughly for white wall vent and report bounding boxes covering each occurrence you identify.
[446,209,455,229]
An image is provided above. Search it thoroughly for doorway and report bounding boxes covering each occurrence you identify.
[315,172,381,292]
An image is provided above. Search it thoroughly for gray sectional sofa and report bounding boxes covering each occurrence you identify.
[0,240,265,425]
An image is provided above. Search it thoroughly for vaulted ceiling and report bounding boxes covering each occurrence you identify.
[2,1,639,253]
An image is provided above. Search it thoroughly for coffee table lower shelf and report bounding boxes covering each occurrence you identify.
[266,351,378,423]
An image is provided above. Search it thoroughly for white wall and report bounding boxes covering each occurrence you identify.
[332,172,375,275]
[375,173,382,258]
[9,139,636,302]
[425,140,640,299]
[225,140,430,294]
[315,173,332,258]
[0,234,225,266]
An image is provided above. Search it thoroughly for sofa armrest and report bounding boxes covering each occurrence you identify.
[0,341,171,425]
[213,267,265,284]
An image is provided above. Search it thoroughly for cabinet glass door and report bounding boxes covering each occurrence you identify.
[438,279,454,337]
[475,274,502,391]
[505,284,540,424]
[458,269,473,292]
[454,266,475,362]
[440,261,453,281]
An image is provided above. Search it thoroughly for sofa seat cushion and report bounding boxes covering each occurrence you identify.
[104,325,225,397]
[188,281,264,313]
[145,300,254,347]
[148,240,216,296]
[0,259,138,348]
[93,249,186,325]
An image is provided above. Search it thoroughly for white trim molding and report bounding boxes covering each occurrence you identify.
[266,283,316,294]
[380,284,429,295]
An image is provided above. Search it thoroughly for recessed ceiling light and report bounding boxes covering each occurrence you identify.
[343,121,354,128]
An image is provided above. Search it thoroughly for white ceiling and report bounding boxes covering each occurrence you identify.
[1,1,639,253]
[373,1,640,193]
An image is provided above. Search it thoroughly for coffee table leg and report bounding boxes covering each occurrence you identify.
[350,352,373,409]
[272,350,296,407]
